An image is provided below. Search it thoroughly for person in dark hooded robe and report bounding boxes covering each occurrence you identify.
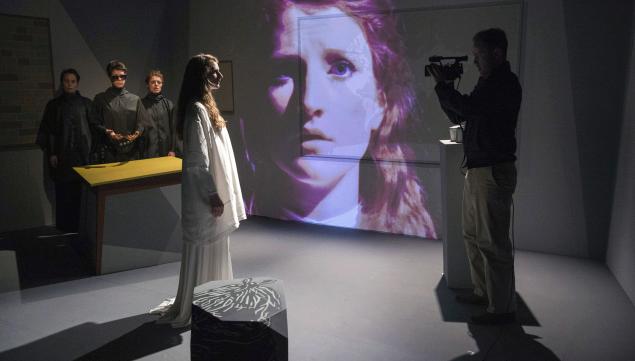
[93,60,153,162]
[142,70,176,158]
[36,68,96,232]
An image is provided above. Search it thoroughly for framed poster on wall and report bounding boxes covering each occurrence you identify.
[0,13,55,148]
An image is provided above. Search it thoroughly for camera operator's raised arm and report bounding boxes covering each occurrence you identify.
[434,71,521,125]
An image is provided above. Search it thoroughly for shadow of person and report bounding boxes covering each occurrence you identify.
[450,323,561,361]
[74,316,187,360]
[0,314,185,361]
[434,277,539,326]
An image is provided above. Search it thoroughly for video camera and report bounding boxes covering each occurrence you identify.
[424,55,468,81]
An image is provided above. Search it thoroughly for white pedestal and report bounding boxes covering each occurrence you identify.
[440,140,471,289]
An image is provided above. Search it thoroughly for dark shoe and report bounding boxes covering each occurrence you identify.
[455,293,487,305]
[469,311,516,325]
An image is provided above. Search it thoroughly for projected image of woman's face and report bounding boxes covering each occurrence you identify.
[237,0,438,237]
[267,4,384,184]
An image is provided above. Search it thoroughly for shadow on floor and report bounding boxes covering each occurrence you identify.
[0,314,186,361]
[434,277,539,326]
[74,316,188,360]
[435,277,560,360]
[450,323,561,361]
[0,226,92,291]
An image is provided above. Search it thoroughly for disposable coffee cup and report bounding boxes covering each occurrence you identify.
[449,125,462,143]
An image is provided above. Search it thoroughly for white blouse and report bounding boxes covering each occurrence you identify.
[181,102,246,244]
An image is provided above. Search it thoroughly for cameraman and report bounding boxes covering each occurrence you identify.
[430,28,522,325]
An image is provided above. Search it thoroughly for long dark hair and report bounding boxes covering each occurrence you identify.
[176,54,225,140]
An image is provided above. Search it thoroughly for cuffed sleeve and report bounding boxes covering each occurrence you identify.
[183,104,217,197]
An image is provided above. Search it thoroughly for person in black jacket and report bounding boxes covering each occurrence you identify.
[36,68,97,232]
[93,60,152,162]
[142,70,175,158]
[431,28,522,325]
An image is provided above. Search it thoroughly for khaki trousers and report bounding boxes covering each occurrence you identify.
[463,162,517,313]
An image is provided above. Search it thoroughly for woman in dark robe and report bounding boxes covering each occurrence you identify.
[36,68,96,232]
[142,70,176,158]
[93,60,153,162]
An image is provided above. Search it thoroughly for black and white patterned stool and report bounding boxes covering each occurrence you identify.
[191,277,287,361]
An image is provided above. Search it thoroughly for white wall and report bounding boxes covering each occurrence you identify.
[561,0,634,259]
[607,5,635,306]
[513,0,588,257]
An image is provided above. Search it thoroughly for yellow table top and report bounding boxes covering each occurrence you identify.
[74,156,182,187]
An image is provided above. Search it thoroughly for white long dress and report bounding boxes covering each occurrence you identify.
[153,102,246,327]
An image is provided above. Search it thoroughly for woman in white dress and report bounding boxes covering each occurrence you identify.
[152,54,246,327]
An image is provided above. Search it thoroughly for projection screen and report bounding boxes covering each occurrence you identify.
[197,1,522,239]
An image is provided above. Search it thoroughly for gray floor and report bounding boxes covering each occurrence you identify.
[1,217,634,361]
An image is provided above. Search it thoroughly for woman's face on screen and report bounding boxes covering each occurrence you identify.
[266,4,385,186]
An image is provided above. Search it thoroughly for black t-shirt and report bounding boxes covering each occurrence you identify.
[435,61,522,168]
